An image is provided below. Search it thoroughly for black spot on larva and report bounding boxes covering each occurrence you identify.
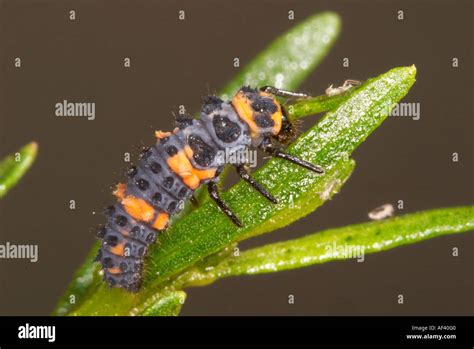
[254,113,275,128]
[202,95,223,114]
[251,96,278,114]
[178,187,187,198]
[97,226,107,238]
[175,113,194,130]
[150,162,162,174]
[137,178,149,191]
[105,234,119,246]
[241,85,257,94]
[115,215,128,227]
[166,145,178,156]
[130,226,140,238]
[126,165,137,178]
[104,235,118,247]
[168,201,177,212]
[213,115,241,143]
[163,176,174,189]
[139,147,152,159]
[152,192,162,203]
[160,136,169,144]
[138,246,146,256]
[119,262,128,272]
[187,134,216,167]
[102,257,114,268]
[146,232,156,243]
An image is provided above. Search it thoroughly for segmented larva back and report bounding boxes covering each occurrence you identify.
[95,86,284,292]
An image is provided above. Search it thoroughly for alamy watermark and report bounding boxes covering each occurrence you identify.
[215,148,258,167]
[55,99,95,120]
[386,102,421,120]
[324,241,365,262]
[0,242,38,262]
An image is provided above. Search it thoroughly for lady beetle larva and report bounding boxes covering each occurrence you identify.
[95,86,324,292]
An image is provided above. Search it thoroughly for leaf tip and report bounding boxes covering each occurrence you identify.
[25,141,39,156]
[315,11,342,33]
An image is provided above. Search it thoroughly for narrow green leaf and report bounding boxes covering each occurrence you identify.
[219,12,341,99]
[174,206,474,287]
[52,243,101,316]
[287,88,359,120]
[63,65,416,316]
[0,142,38,199]
[140,291,186,316]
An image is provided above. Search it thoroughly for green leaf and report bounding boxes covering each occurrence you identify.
[54,11,342,316]
[140,291,186,316]
[287,88,359,120]
[173,206,474,287]
[60,65,416,316]
[52,243,101,316]
[219,12,341,99]
[0,142,38,199]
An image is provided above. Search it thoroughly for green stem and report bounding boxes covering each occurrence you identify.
[174,206,474,287]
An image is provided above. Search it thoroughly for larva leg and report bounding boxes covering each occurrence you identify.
[207,182,243,227]
[259,86,310,99]
[261,144,324,174]
[235,164,278,204]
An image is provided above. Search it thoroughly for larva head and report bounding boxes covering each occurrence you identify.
[231,86,283,145]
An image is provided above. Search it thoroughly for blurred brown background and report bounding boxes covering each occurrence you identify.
[0,0,472,315]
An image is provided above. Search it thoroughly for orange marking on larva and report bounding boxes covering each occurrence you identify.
[270,110,283,135]
[167,150,193,176]
[168,152,201,189]
[107,267,122,275]
[155,130,171,140]
[232,92,260,136]
[153,212,169,230]
[113,183,127,200]
[260,92,283,135]
[232,91,283,136]
[193,168,217,180]
[184,145,194,158]
[110,243,125,256]
[121,195,155,222]
[183,175,200,189]
[168,150,217,189]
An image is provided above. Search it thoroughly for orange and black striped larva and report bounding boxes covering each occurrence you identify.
[95,86,324,292]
